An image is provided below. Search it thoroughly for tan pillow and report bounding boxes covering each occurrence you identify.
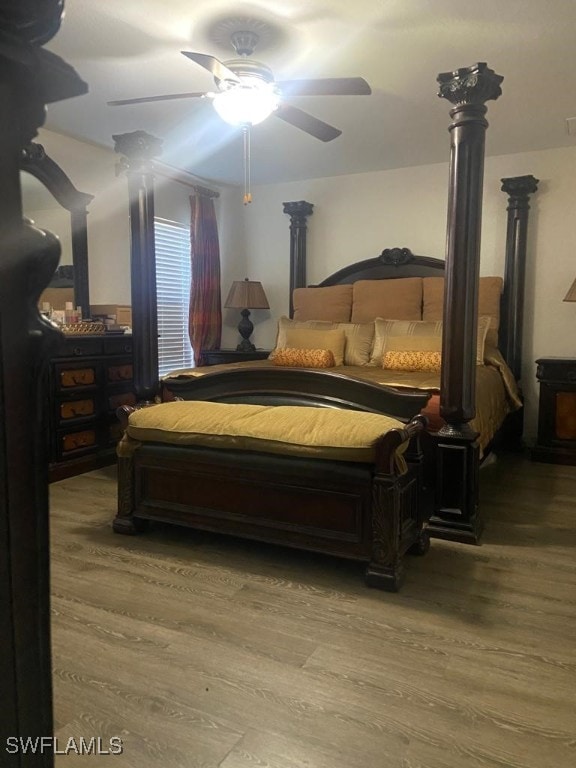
[284,327,346,366]
[422,276,503,348]
[382,350,442,373]
[351,278,423,324]
[335,322,375,366]
[293,284,352,322]
[370,316,490,366]
[271,317,374,366]
[384,335,441,354]
[271,316,334,353]
[272,348,335,368]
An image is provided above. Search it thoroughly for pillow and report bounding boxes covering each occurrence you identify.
[271,316,334,353]
[272,348,335,368]
[383,334,441,354]
[293,284,353,322]
[271,317,374,366]
[382,350,442,373]
[284,327,346,366]
[422,276,503,348]
[370,316,491,366]
[334,321,375,366]
[351,278,423,324]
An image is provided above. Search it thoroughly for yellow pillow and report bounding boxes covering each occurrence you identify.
[271,316,334,353]
[283,328,346,366]
[271,317,374,366]
[370,316,490,366]
[382,350,442,372]
[272,348,335,368]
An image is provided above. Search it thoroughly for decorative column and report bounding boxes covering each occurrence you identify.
[0,1,87,756]
[114,130,162,402]
[430,62,503,544]
[283,200,313,316]
[500,175,539,380]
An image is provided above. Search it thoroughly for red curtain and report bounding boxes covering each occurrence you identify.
[188,192,222,366]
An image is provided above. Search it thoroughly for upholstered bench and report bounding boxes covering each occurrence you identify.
[113,401,429,591]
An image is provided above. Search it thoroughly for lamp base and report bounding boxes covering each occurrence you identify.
[236,308,255,352]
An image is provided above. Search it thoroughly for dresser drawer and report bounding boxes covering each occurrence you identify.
[107,363,133,382]
[58,338,104,357]
[104,338,133,356]
[58,428,97,457]
[58,366,97,389]
[59,398,96,421]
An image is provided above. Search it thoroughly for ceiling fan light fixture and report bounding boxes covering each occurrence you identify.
[212,80,280,126]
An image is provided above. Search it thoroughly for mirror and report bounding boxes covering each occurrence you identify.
[21,143,94,316]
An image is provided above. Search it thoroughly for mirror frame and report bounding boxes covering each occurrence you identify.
[21,142,94,316]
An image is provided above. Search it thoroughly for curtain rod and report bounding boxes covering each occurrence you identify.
[152,162,220,198]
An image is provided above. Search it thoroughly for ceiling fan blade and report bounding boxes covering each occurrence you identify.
[108,92,206,106]
[181,51,240,84]
[274,103,342,142]
[278,77,371,97]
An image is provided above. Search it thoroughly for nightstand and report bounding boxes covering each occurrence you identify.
[202,349,271,366]
[532,357,576,465]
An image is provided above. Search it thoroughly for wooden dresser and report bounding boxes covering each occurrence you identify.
[48,334,135,481]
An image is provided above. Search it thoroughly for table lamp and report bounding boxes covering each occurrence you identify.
[224,278,270,352]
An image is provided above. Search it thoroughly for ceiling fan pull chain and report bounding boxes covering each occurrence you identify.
[243,125,252,205]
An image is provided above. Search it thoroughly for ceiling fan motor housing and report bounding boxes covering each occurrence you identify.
[219,58,274,86]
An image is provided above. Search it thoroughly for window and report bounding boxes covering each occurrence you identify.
[154,217,194,376]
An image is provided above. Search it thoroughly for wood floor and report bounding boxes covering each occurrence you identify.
[49,454,576,768]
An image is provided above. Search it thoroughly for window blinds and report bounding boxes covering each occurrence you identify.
[154,217,194,376]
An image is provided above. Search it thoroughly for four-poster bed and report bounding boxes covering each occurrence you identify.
[114,62,539,587]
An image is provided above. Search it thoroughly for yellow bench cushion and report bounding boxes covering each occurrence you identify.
[122,401,407,464]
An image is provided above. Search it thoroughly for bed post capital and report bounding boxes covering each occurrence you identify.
[501,175,539,200]
[113,130,163,172]
[437,62,503,108]
[282,200,314,223]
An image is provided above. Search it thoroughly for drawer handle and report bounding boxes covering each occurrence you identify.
[567,371,576,382]
[73,346,83,356]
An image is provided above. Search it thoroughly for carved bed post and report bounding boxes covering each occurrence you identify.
[113,130,162,402]
[430,63,503,544]
[0,3,87,755]
[283,200,314,316]
[500,175,539,380]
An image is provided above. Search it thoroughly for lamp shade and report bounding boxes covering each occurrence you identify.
[563,278,576,302]
[224,279,269,310]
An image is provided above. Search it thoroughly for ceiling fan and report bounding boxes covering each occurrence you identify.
[108,30,371,142]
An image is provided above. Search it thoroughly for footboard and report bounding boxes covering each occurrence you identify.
[162,366,431,421]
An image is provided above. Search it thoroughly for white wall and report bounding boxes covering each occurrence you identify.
[243,146,576,444]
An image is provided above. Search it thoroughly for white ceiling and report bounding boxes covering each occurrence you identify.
[45,0,576,187]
